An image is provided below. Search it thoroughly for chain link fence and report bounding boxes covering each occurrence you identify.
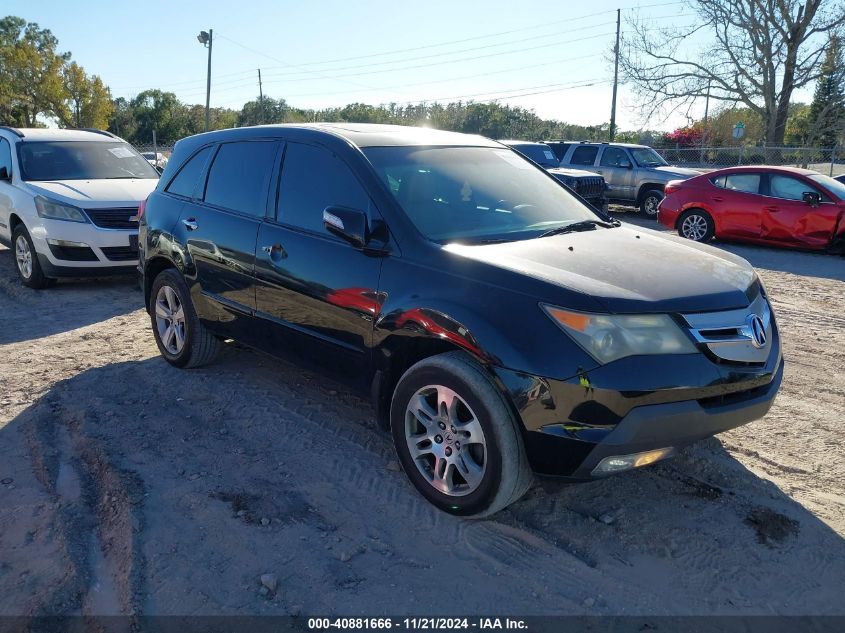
[653,145,843,176]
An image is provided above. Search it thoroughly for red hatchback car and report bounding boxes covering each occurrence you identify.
[658,166,845,251]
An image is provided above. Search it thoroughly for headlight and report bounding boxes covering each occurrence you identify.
[542,305,697,364]
[34,196,89,223]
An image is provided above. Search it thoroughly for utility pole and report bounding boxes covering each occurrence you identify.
[258,68,264,125]
[700,78,711,165]
[205,30,213,131]
[609,8,621,141]
[196,29,213,131]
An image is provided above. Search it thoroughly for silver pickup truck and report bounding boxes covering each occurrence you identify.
[546,141,701,217]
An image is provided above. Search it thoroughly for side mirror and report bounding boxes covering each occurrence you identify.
[0,166,9,180]
[622,161,633,169]
[323,206,369,248]
[802,191,821,207]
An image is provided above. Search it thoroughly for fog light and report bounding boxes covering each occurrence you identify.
[591,447,675,476]
[47,239,90,248]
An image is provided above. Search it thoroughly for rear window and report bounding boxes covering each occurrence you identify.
[18,141,159,181]
[570,146,599,166]
[510,144,558,168]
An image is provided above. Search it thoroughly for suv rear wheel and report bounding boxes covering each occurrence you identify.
[13,225,54,289]
[390,351,532,517]
[639,189,663,217]
[150,269,220,368]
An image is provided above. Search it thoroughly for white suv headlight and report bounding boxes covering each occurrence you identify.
[542,304,698,364]
[34,196,89,223]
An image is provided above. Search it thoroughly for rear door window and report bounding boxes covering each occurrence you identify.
[599,147,630,167]
[276,142,371,234]
[166,146,212,198]
[203,141,278,217]
[713,173,762,195]
[570,146,599,166]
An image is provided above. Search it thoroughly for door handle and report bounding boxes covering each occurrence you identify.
[764,206,779,213]
[182,218,198,231]
[712,196,724,202]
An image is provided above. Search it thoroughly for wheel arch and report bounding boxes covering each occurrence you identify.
[143,255,179,312]
[636,183,666,203]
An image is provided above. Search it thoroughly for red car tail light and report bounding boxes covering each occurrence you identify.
[664,180,683,195]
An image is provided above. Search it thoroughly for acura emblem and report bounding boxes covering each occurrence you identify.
[747,314,767,348]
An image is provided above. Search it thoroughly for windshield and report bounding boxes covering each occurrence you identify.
[809,174,845,200]
[509,144,559,168]
[364,146,597,243]
[630,148,668,168]
[19,141,159,181]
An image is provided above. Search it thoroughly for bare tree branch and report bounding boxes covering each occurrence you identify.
[621,0,845,143]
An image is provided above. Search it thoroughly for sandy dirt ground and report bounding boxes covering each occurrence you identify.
[0,215,843,619]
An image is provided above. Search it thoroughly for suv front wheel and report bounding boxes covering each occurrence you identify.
[390,351,533,517]
[13,225,54,289]
[150,269,220,368]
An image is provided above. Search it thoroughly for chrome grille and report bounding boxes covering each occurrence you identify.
[682,293,772,364]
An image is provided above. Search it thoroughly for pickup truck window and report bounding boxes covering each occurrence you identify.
[570,146,598,166]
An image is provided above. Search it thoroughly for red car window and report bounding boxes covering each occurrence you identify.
[769,175,824,202]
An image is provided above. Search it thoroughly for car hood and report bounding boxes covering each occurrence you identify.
[650,166,702,179]
[444,225,757,313]
[26,179,159,207]
[548,167,602,178]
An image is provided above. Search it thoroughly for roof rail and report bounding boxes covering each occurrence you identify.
[0,126,25,138]
[78,128,118,139]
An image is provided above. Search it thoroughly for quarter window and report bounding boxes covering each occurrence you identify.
[276,143,370,234]
[570,146,599,166]
[166,146,212,198]
[204,141,278,217]
[0,138,12,178]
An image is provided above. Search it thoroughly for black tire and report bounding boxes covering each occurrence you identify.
[12,225,53,289]
[639,189,663,217]
[149,268,220,368]
[390,351,532,517]
[677,209,715,243]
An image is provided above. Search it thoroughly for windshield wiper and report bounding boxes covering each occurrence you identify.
[538,219,617,238]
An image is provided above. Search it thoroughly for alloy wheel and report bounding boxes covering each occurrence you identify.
[155,285,186,355]
[404,385,487,496]
[643,195,660,216]
[681,214,708,241]
[15,235,32,279]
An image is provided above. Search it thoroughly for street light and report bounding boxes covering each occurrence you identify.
[197,29,212,132]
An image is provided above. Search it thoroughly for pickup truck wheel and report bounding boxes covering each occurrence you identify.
[390,351,532,517]
[639,189,663,217]
[678,209,715,242]
[150,269,220,368]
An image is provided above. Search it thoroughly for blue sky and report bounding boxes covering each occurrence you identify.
[4,0,801,131]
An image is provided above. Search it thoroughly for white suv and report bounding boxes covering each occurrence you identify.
[0,127,159,288]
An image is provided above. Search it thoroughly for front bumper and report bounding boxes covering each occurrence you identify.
[29,219,138,271]
[493,326,783,478]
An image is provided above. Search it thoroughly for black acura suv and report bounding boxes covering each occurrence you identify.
[139,124,782,516]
